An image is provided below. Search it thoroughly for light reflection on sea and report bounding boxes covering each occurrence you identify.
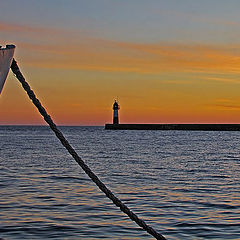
[0,126,240,239]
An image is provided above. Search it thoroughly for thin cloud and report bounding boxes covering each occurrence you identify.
[214,104,240,110]
[209,98,240,111]
[201,76,240,84]
[3,21,240,75]
[0,21,63,35]
[21,40,240,74]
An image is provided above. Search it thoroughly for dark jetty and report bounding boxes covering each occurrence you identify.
[105,124,240,131]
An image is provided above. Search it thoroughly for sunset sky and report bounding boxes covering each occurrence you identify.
[1,0,240,125]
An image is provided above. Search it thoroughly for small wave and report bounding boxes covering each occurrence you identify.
[0,224,77,234]
[175,222,240,228]
[196,201,239,210]
[48,175,89,182]
[211,175,230,179]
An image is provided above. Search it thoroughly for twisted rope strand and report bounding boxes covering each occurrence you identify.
[11,59,166,240]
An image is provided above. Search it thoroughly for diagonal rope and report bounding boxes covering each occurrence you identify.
[11,59,166,240]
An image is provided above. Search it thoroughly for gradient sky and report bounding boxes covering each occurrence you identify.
[1,0,240,125]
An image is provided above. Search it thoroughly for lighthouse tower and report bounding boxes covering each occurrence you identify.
[113,100,120,124]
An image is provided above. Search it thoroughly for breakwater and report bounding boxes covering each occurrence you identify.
[105,124,240,131]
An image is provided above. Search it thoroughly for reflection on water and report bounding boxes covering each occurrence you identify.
[0,126,240,239]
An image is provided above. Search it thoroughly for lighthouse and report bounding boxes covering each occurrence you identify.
[113,100,120,124]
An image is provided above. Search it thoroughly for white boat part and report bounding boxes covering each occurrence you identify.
[0,45,15,94]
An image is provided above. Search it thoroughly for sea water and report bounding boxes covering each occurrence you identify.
[0,126,240,239]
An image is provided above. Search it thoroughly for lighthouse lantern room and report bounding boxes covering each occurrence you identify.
[113,100,120,124]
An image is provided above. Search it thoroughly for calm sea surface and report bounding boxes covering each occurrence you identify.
[0,126,240,239]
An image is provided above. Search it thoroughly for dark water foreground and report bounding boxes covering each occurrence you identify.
[0,126,240,239]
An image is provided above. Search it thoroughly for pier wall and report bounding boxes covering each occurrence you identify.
[105,124,240,131]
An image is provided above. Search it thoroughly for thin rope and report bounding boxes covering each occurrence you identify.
[11,59,166,240]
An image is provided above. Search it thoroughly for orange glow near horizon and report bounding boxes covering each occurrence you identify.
[1,21,240,125]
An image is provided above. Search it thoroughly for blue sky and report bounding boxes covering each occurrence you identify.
[2,0,240,43]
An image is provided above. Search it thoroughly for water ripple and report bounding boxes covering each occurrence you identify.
[1,126,240,239]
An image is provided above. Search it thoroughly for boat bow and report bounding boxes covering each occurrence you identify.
[0,45,15,94]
